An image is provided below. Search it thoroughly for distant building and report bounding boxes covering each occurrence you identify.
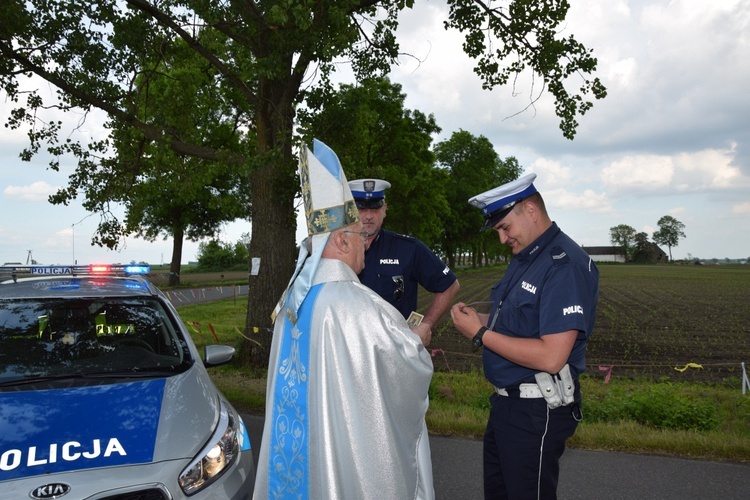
[582,246,627,263]
[649,243,668,263]
[582,244,669,263]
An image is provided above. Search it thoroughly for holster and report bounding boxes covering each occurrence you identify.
[534,364,576,409]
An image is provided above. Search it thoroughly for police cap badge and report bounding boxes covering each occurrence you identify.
[348,178,391,209]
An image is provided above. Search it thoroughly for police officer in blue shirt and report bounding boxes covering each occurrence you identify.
[349,178,460,345]
[450,173,599,500]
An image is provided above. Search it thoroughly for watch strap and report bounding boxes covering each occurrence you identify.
[472,326,488,347]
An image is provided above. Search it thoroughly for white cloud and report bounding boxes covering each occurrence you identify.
[3,181,59,202]
[599,148,745,195]
[671,149,742,190]
[529,158,573,185]
[667,207,686,217]
[600,155,674,193]
[607,57,639,91]
[526,159,611,213]
[732,202,750,215]
[546,188,612,213]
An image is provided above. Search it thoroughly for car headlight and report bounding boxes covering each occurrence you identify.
[179,401,241,495]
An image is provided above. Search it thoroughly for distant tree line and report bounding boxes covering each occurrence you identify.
[196,233,251,271]
[298,78,525,268]
[610,216,686,263]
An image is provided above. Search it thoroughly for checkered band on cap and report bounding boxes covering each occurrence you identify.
[348,178,391,200]
[468,173,538,230]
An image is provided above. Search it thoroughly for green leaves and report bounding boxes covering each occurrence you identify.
[435,130,522,266]
[1,0,608,366]
[298,77,444,243]
[609,224,637,261]
[585,383,720,432]
[653,215,687,260]
[445,0,606,139]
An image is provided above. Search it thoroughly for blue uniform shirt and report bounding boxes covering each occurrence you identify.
[484,223,599,388]
[359,229,457,319]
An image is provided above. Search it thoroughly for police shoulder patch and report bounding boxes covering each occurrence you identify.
[550,246,570,266]
[393,232,416,242]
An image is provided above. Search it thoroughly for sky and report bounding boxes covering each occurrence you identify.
[1,0,749,266]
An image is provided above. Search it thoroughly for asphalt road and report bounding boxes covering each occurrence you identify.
[243,413,750,499]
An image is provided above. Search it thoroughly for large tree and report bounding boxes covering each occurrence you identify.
[653,215,686,262]
[609,224,637,262]
[1,0,606,367]
[46,36,253,286]
[298,77,444,245]
[434,130,522,268]
[632,231,656,264]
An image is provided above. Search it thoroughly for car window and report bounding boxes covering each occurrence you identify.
[0,297,192,385]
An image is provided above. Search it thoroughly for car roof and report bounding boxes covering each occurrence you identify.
[0,265,161,299]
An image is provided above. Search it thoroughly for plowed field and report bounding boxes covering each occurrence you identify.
[419,264,750,383]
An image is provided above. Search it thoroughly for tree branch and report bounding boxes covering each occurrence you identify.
[0,39,246,164]
[125,0,257,105]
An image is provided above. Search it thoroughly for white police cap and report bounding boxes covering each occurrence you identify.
[469,173,538,231]
[348,179,391,209]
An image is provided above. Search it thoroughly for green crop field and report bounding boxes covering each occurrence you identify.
[420,264,750,384]
[169,263,749,384]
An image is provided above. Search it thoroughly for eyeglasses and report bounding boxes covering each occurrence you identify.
[343,230,369,242]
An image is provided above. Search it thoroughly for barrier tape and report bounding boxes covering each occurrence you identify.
[424,349,747,393]
[674,362,703,372]
[598,365,614,384]
[208,323,219,342]
[236,326,271,347]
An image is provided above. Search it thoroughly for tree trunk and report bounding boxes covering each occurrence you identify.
[168,228,184,287]
[240,77,299,369]
[445,242,456,270]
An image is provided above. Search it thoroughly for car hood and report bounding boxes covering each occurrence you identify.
[0,367,220,482]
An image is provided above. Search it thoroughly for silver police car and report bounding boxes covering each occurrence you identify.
[0,264,255,499]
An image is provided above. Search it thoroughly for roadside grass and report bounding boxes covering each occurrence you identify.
[174,264,750,464]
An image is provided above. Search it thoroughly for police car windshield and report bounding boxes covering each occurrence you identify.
[0,297,192,386]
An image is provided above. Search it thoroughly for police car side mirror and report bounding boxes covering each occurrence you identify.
[203,344,235,367]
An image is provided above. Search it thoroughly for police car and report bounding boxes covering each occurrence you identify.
[0,264,254,499]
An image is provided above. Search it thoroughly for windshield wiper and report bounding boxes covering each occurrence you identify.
[0,373,91,387]
[0,366,181,387]
[84,366,182,377]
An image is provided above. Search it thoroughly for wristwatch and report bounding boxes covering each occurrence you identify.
[472,326,488,348]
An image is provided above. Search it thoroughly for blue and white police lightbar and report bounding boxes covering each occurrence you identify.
[0,264,150,276]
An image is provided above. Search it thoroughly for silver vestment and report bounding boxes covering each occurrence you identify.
[253,258,435,499]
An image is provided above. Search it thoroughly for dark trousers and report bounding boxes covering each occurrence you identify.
[483,393,579,500]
